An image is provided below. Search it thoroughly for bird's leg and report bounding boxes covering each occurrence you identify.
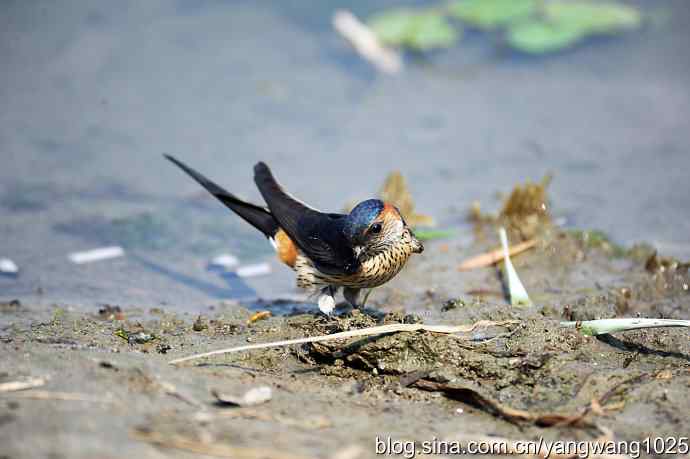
[317,286,337,315]
[345,287,383,319]
[343,287,362,309]
[362,288,376,307]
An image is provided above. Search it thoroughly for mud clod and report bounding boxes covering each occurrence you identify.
[192,315,208,331]
[0,300,21,312]
[442,298,465,311]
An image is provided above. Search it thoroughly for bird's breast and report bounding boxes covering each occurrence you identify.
[336,242,414,288]
[290,240,416,291]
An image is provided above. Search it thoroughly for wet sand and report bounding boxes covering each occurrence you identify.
[2,229,688,458]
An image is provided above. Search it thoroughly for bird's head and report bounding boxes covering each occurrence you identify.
[344,199,424,261]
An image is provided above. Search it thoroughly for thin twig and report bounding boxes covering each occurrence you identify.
[169,320,518,365]
[2,390,117,404]
[414,373,650,429]
[330,445,366,459]
[159,381,203,408]
[0,377,46,393]
[332,10,402,74]
[195,408,331,430]
[467,326,521,344]
[458,239,536,271]
[131,429,315,459]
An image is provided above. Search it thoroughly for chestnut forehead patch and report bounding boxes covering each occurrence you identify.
[381,203,400,218]
[377,204,404,235]
[380,203,401,222]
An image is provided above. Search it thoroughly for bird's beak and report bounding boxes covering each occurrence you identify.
[410,232,424,254]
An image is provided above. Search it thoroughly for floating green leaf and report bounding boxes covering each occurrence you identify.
[507,21,584,54]
[545,2,642,34]
[407,12,459,50]
[507,1,642,54]
[449,0,537,29]
[368,9,460,51]
[368,9,418,46]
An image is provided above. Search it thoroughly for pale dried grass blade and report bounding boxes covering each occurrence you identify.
[169,320,516,365]
[333,10,402,74]
[0,377,46,393]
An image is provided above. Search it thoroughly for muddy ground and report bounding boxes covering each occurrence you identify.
[1,228,689,459]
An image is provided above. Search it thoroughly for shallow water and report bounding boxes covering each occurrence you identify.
[1,0,689,311]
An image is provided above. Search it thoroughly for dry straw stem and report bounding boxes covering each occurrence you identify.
[131,429,315,459]
[195,408,332,430]
[330,445,366,459]
[2,390,117,404]
[333,10,402,74]
[458,239,536,271]
[169,320,517,365]
[0,377,46,393]
[159,381,202,407]
[414,373,649,429]
[561,318,690,336]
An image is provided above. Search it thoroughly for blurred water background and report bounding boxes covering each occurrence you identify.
[1,0,689,311]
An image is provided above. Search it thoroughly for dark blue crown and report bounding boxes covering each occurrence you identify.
[344,199,384,242]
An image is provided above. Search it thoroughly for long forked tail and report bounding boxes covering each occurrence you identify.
[164,155,279,238]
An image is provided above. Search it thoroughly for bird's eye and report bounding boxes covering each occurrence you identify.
[369,223,382,235]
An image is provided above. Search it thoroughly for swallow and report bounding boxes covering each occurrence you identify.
[164,155,424,314]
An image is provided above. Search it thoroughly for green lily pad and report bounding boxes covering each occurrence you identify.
[508,1,642,54]
[507,21,584,54]
[545,2,642,34]
[407,12,460,50]
[449,0,537,29]
[368,9,418,46]
[368,9,460,51]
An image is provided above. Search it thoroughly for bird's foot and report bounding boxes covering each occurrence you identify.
[343,287,362,310]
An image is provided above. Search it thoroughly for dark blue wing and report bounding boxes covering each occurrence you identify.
[253,162,359,276]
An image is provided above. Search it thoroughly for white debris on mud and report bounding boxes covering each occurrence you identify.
[68,246,125,264]
[236,263,272,278]
[209,254,239,270]
[0,258,19,274]
[211,385,272,407]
